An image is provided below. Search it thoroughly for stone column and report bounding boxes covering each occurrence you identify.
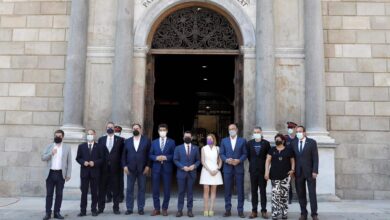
[111,0,134,137]
[255,0,277,139]
[304,0,334,143]
[61,0,89,140]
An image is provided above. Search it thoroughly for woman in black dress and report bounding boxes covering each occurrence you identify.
[264,134,295,220]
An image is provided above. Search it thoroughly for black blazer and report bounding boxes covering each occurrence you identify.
[76,142,104,178]
[291,137,319,178]
[122,135,151,174]
[98,135,124,173]
[246,139,271,175]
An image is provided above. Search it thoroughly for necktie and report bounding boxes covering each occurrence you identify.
[160,138,165,152]
[299,141,303,153]
[88,144,92,154]
[187,145,190,157]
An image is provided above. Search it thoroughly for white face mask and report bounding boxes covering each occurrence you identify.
[253,133,262,140]
[87,135,94,142]
[114,132,120,136]
[296,132,304,140]
[159,131,167,138]
[229,130,237,137]
[287,128,294,135]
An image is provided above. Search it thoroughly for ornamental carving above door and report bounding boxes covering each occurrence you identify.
[151,7,239,49]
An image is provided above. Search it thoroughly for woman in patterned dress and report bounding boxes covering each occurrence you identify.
[264,134,295,220]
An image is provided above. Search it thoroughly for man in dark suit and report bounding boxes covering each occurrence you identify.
[149,124,176,216]
[122,123,151,215]
[285,121,298,204]
[76,129,104,217]
[97,122,124,214]
[292,126,319,220]
[246,126,270,219]
[220,123,247,218]
[114,125,125,203]
[173,131,200,218]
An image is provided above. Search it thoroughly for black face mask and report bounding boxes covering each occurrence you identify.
[275,140,283,146]
[54,137,62,144]
[184,137,192,144]
[107,128,114,134]
[133,130,140,136]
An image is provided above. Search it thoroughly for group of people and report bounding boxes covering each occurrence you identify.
[41,122,319,220]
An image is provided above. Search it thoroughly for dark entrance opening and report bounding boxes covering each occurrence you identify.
[153,54,235,143]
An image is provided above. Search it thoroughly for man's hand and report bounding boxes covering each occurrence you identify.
[156,156,162,161]
[89,161,94,167]
[182,166,189,172]
[124,166,129,175]
[65,177,70,182]
[312,172,318,179]
[264,173,269,181]
[161,156,167,161]
[52,148,57,156]
[189,165,196,171]
[226,158,233,165]
[231,159,240,166]
[83,161,89,167]
[143,167,150,175]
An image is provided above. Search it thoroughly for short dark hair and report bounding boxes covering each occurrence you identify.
[253,126,262,131]
[184,130,192,136]
[87,129,96,134]
[54,129,64,137]
[106,121,115,126]
[132,123,142,129]
[297,125,306,132]
[228,123,238,128]
[274,133,286,142]
[158,123,168,130]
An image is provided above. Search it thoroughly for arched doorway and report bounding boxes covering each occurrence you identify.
[144,5,244,145]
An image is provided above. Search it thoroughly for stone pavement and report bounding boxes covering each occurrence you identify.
[0,197,390,220]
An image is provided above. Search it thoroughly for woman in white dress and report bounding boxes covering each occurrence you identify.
[200,134,223,217]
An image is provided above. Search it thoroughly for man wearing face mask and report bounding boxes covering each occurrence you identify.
[285,121,298,204]
[149,124,176,216]
[219,124,247,218]
[41,130,72,220]
[292,126,319,220]
[76,129,104,217]
[173,131,200,218]
[122,123,151,215]
[246,127,270,219]
[114,125,125,203]
[97,122,124,214]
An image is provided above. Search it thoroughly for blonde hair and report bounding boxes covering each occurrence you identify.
[207,133,217,146]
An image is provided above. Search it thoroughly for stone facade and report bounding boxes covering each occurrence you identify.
[0,0,388,200]
[323,0,390,200]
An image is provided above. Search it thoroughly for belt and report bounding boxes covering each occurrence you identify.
[50,169,62,172]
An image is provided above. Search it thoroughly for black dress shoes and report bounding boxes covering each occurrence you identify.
[53,213,64,219]
[223,211,231,217]
[43,213,51,220]
[114,210,121,215]
[91,211,98,217]
[238,212,245,218]
[77,212,86,217]
[138,210,145,215]
[176,211,183,217]
[125,210,133,215]
[187,210,194,217]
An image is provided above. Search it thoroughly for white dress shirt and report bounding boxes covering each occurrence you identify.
[51,144,63,170]
[106,135,114,152]
[299,138,306,152]
[230,137,237,151]
[134,137,141,152]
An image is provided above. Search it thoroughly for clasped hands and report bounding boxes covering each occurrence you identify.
[156,155,167,162]
[83,161,95,167]
[182,165,196,172]
[226,158,240,166]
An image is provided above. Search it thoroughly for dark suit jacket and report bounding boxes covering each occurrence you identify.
[149,137,176,173]
[246,139,271,175]
[173,144,200,179]
[122,135,151,174]
[98,135,124,173]
[76,142,104,178]
[219,137,247,174]
[292,137,319,178]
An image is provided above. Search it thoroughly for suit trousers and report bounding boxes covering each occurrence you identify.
[295,175,318,217]
[223,172,245,212]
[126,172,146,212]
[250,173,267,213]
[177,175,195,211]
[80,174,99,213]
[98,167,120,212]
[152,170,172,210]
[45,170,65,214]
